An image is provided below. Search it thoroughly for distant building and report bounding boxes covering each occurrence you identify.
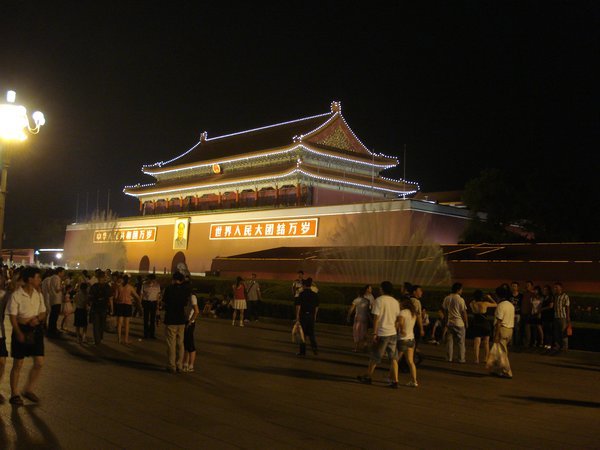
[64,102,471,274]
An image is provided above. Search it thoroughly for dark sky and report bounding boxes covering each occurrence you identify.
[1,1,597,247]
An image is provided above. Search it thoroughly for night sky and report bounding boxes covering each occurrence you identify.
[1,2,597,247]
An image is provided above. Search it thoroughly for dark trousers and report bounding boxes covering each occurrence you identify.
[299,314,317,355]
[47,304,62,336]
[247,300,260,321]
[90,309,107,345]
[143,301,158,338]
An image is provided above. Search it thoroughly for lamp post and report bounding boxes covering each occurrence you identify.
[0,90,46,253]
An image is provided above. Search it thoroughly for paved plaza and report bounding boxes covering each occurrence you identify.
[0,316,599,449]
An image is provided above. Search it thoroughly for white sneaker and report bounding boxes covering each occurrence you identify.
[406,381,418,388]
[187,367,195,373]
[239,321,244,327]
[182,364,189,372]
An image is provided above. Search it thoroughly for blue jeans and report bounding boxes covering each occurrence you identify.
[446,325,466,362]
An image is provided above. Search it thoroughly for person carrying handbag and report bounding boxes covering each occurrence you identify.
[487,286,514,379]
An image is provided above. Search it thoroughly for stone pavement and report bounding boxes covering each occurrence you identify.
[0,317,599,449]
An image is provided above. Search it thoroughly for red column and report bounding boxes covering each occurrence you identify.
[235,190,240,207]
[139,200,143,214]
[296,184,302,206]
[275,187,280,207]
[218,192,222,208]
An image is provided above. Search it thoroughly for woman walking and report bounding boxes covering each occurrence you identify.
[115,275,141,344]
[470,290,496,364]
[347,286,371,352]
[231,277,247,327]
[397,299,419,387]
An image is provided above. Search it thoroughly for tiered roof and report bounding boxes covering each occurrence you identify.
[124,101,419,199]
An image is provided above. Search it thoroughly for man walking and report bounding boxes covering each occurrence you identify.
[6,267,47,405]
[246,273,262,321]
[162,272,190,373]
[357,281,401,388]
[142,274,161,339]
[552,282,571,353]
[442,282,468,363]
[295,278,319,356]
[88,271,113,345]
[46,267,65,338]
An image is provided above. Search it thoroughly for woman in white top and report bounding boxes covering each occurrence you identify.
[397,299,418,387]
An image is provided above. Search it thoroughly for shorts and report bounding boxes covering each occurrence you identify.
[115,303,133,317]
[74,308,88,327]
[184,322,196,352]
[370,335,398,364]
[0,337,8,357]
[398,339,415,353]
[11,325,45,359]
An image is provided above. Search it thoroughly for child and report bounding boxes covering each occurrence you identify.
[74,283,90,344]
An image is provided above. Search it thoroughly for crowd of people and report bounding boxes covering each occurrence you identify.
[0,262,574,404]
[345,278,573,386]
[0,266,205,405]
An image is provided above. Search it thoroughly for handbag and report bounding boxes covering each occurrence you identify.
[566,324,573,336]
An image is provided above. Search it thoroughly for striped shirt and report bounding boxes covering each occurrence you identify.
[554,293,570,319]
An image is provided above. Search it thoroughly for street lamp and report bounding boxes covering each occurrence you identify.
[0,89,46,253]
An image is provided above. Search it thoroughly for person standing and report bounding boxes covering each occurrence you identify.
[292,270,304,299]
[0,274,8,402]
[46,267,65,338]
[246,273,262,322]
[509,282,523,347]
[182,291,200,372]
[115,275,141,345]
[357,281,401,388]
[489,286,514,378]
[295,278,320,356]
[521,281,535,348]
[142,274,161,339]
[73,283,90,344]
[6,267,47,405]
[40,269,54,324]
[529,286,544,348]
[347,286,371,352]
[552,282,571,353]
[408,285,425,348]
[470,290,497,364]
[88,271,113,346]
[162,272,190,373]
[231,276,247,327]
[540,285,555,349]
[442,283,468,363]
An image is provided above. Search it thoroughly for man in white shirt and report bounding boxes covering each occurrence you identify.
[46,267,65,338]
[442,282,468,363]
[357,281,401,388]
[552,282,571,352]
[490,286,514,378]
[7,267,47,405]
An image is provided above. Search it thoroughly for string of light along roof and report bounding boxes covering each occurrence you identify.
[124,166,415,197]
[143,112,333,168]
[141,144,397,176]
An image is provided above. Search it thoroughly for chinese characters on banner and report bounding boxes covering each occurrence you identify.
[93,227,157,243]
[209,218,318,240]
